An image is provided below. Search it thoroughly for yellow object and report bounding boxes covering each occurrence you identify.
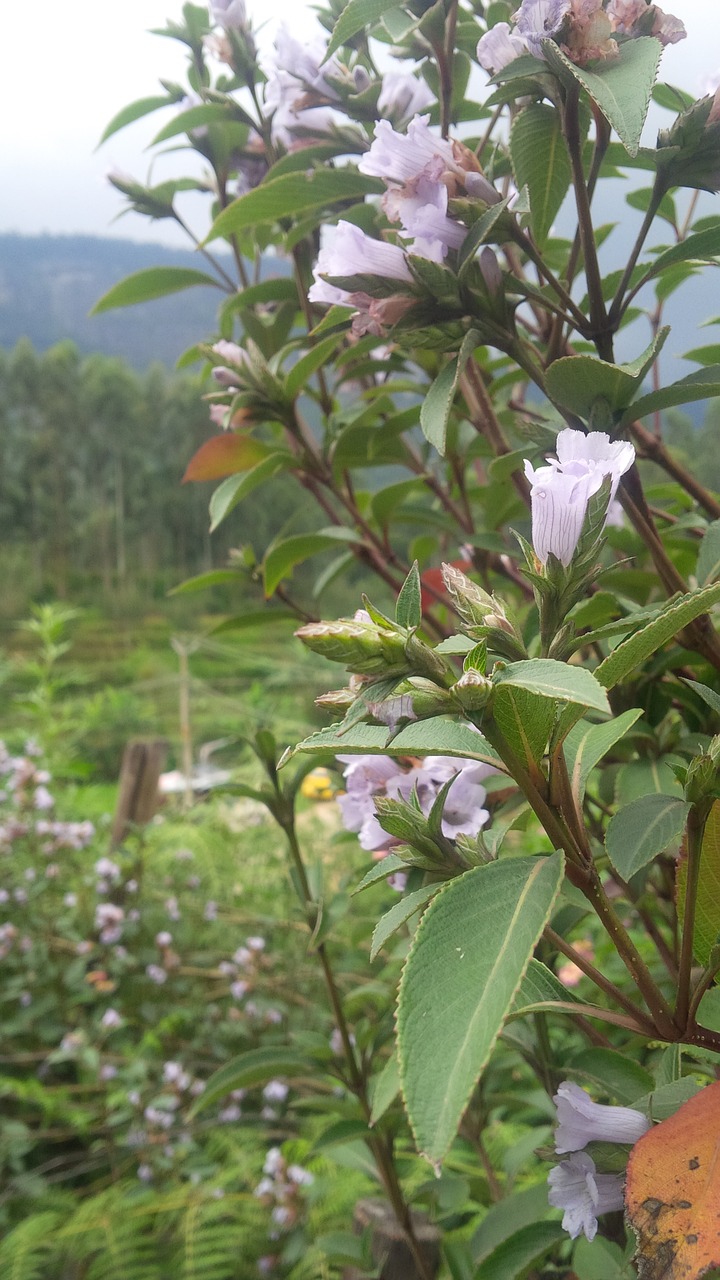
[300,768,335,802]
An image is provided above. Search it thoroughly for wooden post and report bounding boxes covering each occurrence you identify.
[343,1199,441,1280]
[111,738,167,848]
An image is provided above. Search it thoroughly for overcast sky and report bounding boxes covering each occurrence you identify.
[4,1,720,248]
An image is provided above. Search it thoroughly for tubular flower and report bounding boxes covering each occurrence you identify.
[548,1152,625,1240]
[553,1081,650,1153]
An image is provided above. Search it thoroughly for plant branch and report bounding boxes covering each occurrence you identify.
[676,805,710,1029]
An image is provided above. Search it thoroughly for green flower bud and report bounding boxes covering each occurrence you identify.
[684,747,720,806]
[452,669,494,712]
[656,93,720,195]
[295,620,409,676]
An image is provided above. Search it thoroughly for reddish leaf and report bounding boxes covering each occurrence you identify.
[626,1079,720,1280]
[182,434,270,483]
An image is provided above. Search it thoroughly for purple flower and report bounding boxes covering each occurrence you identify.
[515,0,572,55]
[523,429,635,566]
[477,22,531,73]
[553,1081,650,1153]
[377,72,434,125]
[358,115,457,186]
[309,222,413,301]
[386,177,467,261]
[548,1152,624,1240]
[208,0,247,30]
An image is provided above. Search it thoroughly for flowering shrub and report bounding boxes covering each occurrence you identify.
[93,0,720,1276]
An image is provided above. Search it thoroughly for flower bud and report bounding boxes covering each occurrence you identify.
[295,620,409,676]
[452,669,494,712]
[656,93,720,195]
[368,678,455,728]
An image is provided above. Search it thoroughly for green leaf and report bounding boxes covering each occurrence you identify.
[326,0,400,57]
[472,1183,557,1266]
[220,276,298,321]
[568,1048,654,1105]
[683,678,720,717]
[595,581,720,689]
[209,453,290,532]
[641,225,720,281]
[605,794,691,879]
[285,333,345,399]
[573,1235,635,1280]
[99,95,172,144]
[620,363,720,424]
[370,884,438,961]
[474,1220,568,1280]
[206,169,383,241]
[150,102,239,144]
[457,197,512,273]
[494,659,610,714]
[677,801,720,967]
[510,103,571,246]
[263,528,359,596]
[91,266,222,313]
[493,685,556,769]
[353,854,409,895]
[563,709,643,805]
[395,562,422,630]
[369,1051,401,1125]
[397,853,564,1165]
[168,569,242,595]
[698,519,720,585]
[190,1047,316,1115]
[510,957,581,1018]
[290,717,504,769]
[419,330,479,456]
[543,37,661,156]
[546,329,668,419]
[314,1118,371,1150]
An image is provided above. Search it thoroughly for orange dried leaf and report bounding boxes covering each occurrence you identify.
[626,1079,720,1280]
[182,434,269,483]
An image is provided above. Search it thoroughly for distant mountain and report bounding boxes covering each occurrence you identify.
[0,234,249,368]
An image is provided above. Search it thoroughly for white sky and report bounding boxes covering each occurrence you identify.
[3,0,720,247]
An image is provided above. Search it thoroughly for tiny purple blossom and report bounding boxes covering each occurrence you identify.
[209,0,247,30]
[553,1082,650,1153]
[548,1151,625,1240]
[377,72,434,125]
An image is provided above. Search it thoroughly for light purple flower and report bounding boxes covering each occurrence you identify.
[263,1147,284,1175]
[476,22,531,73]
[523,429,635,566]
[548,1151,624,1240]
[309,222,412,303]
[553,1082,650,1153]
[358,115,457,186]
[146,964,168,985]
[101,1008,122,1029]
[515,0,571,55]
[209,0,247,30]
[377,72,434,125]
[386,177,467,261]
[263,1080,289,1103]
[247,936,266,951]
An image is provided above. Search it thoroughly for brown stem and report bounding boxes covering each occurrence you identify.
[543,927,657,1034]
[461,362,531,507]
[562,85,612,360]
[676,806,709,1030]
[629,419,720,520]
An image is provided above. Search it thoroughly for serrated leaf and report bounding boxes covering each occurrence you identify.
[697,519,720,585]
[419,330,480,456]
[605,794,690,879]
[91,266,221,314]
[209,453,290,532]
[546,329,668,419]
[595,581,720,689]
[510,102,571,246]
[290,718,504,769]
[263,528,360,596]
[395,561,422,629]
[563,709,643,805]
[494,659,610,714]
[509,957,581,1018]
[353,854,409,895]
[206,169,383,241]
[397,853,564,1164]
[370,884,438,960]
[543,37,661,156]
[190,1047,316,1115]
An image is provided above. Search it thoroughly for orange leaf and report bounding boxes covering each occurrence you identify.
[626,1079,720,1280]
[182,434,270,482]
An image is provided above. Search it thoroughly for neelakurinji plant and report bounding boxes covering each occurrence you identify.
[97,0,720,1274]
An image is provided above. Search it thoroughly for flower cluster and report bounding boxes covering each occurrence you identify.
[337,752,494,851]
[254,1146,314,1240]
[477,0,685,74]
[0,742,95,855]
[548,1081,650,1239]
[523,429,634,567]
